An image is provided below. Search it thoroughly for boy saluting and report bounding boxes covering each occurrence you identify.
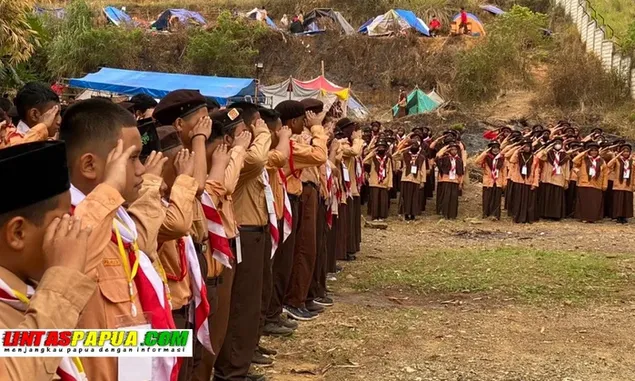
[0,141,94,380]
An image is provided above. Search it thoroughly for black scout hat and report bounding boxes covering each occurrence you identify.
[153,90,207,126]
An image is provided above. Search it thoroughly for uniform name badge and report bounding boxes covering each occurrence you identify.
[521,166,528,176]
[555,166,561,175]
[589,167,596,177]
[410,165,418,175]
[117,324,152,381]
[625,169,630,179]
[342,168,350,182]
[449,171,456,180]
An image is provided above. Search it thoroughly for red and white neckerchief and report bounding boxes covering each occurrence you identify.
[0,279,87,381]
[551,151,562,175]
[490,153,502,181]
[342,162,352,199]
[355,157,364,187]
[376,154,388,183]
[262,169,279,258]
[325,164,334,228]
[201,191,234,268]
[182,236,213,354]
[449,155,458,179]
[588,155,600,178]
[278,169,292,244]
[70,185,178,381]
[622,157,631,179]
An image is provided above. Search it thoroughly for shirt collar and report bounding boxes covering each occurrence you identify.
[16,120,30,135]
[0,266,29,296]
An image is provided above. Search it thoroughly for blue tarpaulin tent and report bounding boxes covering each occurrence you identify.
[69,68,257,105]
[359,9,429,36]
[479,4,505,15]
[151,9,206,31]
[103,6,133,26]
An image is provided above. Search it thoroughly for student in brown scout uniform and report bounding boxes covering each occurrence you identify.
[3,83,61,147]
[607,143,634,224]
[435,141,464,219]
[334,127,350,262]
[364,139,393,221]
[338,118,364,258]
[535,137,570,220]
[0,141,96,381]
[565,140,583,218]
[475,141,505,220]
[394,134,427,221]
[506,139,538,223]
[572,141,609,223]
[283,101,328,321]
[60,98,170,381]
[266,100,327,324]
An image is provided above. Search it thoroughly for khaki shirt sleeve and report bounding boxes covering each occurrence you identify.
[290,125,328,170]
[7,124,49,147]
[73,183,125,273]
[267,149,288,169]
[159,175,198,243]
[474,150,488,166]
[572,152,586,167]
[241,124,271,180]
[128,174,166,256]
[204,180,226,200]
[1,267,96,381]
[224,146,247,195]
[342,138,363,158]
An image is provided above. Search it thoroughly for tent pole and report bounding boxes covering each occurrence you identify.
[321,61,325,77]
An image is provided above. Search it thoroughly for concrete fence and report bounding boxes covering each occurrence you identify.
[554,0,635,98]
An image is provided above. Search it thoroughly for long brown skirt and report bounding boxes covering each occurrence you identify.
[347,196,357,254]
[539,183,566,220]
[337,203,348,260]
[511,182,536,223]
[401,181,421,216]
[425,172,435,198]
[482,185,502,219]
[611,189,634,219]
[436,181,459,219]
[565,180,577,218]
[505,180,515,216]
[575,187,603,222]
[419,187,427,213]
[353,196,362,253]
[369,187,390,220]
[604,180,614,218]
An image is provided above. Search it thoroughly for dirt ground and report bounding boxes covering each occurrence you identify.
[257,181,635,381]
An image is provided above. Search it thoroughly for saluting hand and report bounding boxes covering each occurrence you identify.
[144,150,169,177]
[174,148,195,177]
[212,143,231,168]
[104,139,137,195]
[189,116,212,140]
[39,105,60,137]
[233,131,252,149]
[306,110,326,127]
[352,130,362,140]
[43,214,92,273]
[277,125,292,140]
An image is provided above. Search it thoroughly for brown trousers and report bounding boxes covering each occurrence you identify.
[285,184,318,308]
[214,228,268,381]
[336,203,348,260]
[259,220,278,337]
[266,195,300,323]
[347,196,361,254]
[326,214,338,273]
[308,200,328,300]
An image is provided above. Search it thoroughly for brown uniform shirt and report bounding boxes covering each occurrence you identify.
[158,175,198,310]
[506,149,536,186]
[363,152,393,189]
[0,123,49,149]
[267,149,288,220]
[234,123,271,226]
[341,138,364,196]
[474,151,506,188]
[393,150,428,185]
[607,156,635,192]
[74,175,165,381]
[193,181,225,279]
[572,152,609,190]
[219,146,246,239]
[536,149,570,189]
[284,125,328,196]
[0,266,96,381]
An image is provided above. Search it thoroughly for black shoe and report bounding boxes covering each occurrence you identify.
[245,372,267,381]
[251,349,273,365]
[284,305,317,321]
[313,296,334,307]
[263,322,294,337]
[306,300,325,313]
[258,344,277,356]
[335,265,343,273]
[278,315,299,330]
[302,307,319,318]
[345,254,356,261]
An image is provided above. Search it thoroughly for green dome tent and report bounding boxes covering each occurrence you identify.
[392,88,443,117]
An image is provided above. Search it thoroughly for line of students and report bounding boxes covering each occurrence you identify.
[0,82,367,381]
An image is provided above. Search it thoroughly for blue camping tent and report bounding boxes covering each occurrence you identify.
[69,68,257,106]
[479,4,505,15]
[103,6,133,26]
[151,9,206,31]
[360,9,429,36]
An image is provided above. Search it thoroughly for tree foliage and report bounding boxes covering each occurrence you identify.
[0,0,39,68]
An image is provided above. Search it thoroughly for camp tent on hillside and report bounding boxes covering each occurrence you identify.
[451,12,486,36]
[245,8,278,29]
[260,76,369,120]
[151,9,206,31]
[303,8,355,35]
[103,6,133,26]
[69,68,257,106]
[479,4,505,15]
[392,88,444,118]
[359,9,430,36]
[34,6,65,19]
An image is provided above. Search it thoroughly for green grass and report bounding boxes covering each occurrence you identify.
[349,248,630,304]
[588,0,635,40]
